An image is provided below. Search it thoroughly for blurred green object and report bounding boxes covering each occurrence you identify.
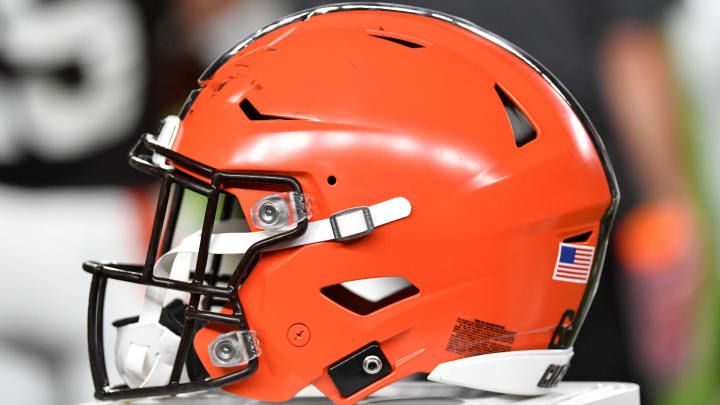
[659,27,720,405]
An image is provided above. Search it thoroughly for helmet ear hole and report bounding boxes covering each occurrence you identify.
[327,176,337,186]
[321,277,419,315]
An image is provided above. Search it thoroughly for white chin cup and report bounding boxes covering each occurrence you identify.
[115,322,184,388]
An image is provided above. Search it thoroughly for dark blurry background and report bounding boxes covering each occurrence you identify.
[0,1,718,404]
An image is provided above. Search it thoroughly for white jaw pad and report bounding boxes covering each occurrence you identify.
[149,116,180,170]
[115,322,185,388]
[428,348,574,396]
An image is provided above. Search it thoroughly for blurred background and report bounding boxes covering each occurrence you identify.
[0,0,718,404]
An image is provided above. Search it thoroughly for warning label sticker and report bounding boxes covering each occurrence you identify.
[445,317,517,356]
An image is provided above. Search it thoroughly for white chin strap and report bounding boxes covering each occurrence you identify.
[115,197,411,388]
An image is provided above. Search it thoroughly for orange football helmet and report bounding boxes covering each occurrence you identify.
[83,3,619,404]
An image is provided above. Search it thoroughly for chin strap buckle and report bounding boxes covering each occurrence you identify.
[329,207,375,241]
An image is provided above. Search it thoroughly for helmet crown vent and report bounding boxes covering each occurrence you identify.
[239,98,297,121]
[494,84,537,147]
[369,34,424,48]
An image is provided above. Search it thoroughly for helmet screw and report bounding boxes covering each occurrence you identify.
[259,202,279,225]
[214,340,235,362]
[362,355,382,375]
[287,323,310,347]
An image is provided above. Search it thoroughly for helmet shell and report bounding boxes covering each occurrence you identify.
[181,5,616,404]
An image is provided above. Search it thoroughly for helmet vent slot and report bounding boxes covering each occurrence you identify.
[369,34,424,48]
[563,231,592,243]
[239,98,296,121]
[494,84,537,147]
[321,277,419,315]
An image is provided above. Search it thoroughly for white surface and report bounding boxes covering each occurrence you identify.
[76,381,640,405]
[428,349,573,396]
[0,185,146,404]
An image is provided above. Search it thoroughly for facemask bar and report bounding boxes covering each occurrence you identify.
[83,132,309,400]
[201,191,240,310]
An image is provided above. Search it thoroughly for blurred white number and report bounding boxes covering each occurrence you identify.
[0,0,146,163]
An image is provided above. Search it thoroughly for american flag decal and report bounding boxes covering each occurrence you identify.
[553,243,595,284]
